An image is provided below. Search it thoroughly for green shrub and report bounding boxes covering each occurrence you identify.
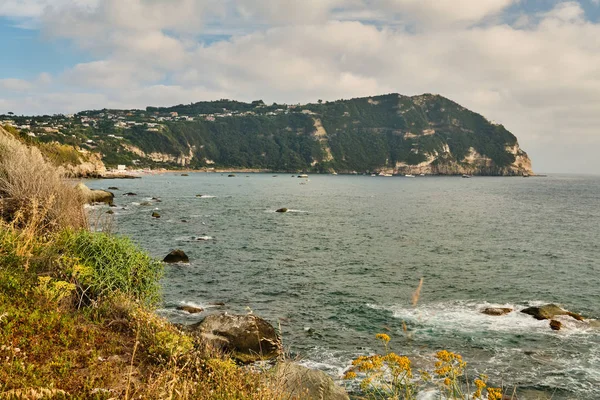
[58,230,163,306]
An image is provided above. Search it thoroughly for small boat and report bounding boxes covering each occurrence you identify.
[378,172,393,177]
[331,172,338,175]
[298,174,308,178]
[462,174,472,178]
[371,174,377,177]
[419,173,426,176]
[405,174,415,178]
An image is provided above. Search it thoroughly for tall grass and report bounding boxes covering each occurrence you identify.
[0,127,87,231]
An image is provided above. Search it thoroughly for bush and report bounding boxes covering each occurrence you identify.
[58,230,163,306]
[0,127,87,231]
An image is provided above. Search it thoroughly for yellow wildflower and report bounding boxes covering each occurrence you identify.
[343,370,357,380]
[375,333,391,343]
[487,387,503,400]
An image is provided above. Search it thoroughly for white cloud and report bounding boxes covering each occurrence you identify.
[1,1,600,172]
[0,79,34,92]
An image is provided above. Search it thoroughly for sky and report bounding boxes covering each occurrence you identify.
[1,1,600,173]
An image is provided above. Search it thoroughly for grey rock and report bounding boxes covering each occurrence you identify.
[189,314,280,363]
[163,249,189,263]
[274,362,349,400]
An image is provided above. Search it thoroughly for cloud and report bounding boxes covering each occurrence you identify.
[0,79,34,92]
[1,1,600,172]
[377,0,518,25]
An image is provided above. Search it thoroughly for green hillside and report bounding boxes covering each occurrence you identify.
[0,93,533,175]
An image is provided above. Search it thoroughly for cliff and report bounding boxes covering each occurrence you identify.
[130,93,532,175]
[0,125,107,177]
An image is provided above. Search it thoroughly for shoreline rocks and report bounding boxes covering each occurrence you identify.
[482,307,513,316]
[163,250,189,263]
[177,305,204,314]
[189,314,280,363]
[75,183,114,205]
[274,362,350,400]
[521,304,584,321]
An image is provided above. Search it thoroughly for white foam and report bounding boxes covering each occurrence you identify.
[196,195,216,198]
[368,301,598,338]
[195,235,213,241]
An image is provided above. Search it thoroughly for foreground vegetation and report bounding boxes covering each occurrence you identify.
[0,130,282,399]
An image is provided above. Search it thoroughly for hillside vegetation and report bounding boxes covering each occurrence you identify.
[1,93,533,175]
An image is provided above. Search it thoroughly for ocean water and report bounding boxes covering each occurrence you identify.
[90,173,600,399]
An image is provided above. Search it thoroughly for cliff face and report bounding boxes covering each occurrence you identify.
[121,93,532,175]
[0,126,107,177]
[57,151,107,178]
[13,92,533,175]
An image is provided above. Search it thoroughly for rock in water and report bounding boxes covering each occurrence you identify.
[123,192,137,196]
[550,320,562,331]
[75,183,114,205]
[521,304,584,321]
[189,314,280,362]
[105,210,114,215]
[276,208,289,213]
[108,187,119,190]
[163,250,189,263]
[482,307,513,316]
[274,362,350,400]
[177,305,204,314]
[151,211,160,218]
[228,174,236,177]
[181,173,189,176]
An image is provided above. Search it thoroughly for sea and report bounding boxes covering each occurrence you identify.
[89,173,600,399]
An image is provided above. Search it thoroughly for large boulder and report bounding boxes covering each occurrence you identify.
[189,314,280,363]
[163,249,189,263]
[521,304,584,321]
[273,362,349,400]
[75,183,114,205]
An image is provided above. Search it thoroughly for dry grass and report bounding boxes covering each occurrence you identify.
[0,127,87,232]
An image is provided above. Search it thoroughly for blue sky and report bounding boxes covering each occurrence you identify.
[1,0,600,173]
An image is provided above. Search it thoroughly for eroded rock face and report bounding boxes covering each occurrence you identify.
[189,314,280,363]
[274,362,350,400]
[521,304,584,321]
[482,307,513,316]
[163,249,189,263]
[75,183,114,205]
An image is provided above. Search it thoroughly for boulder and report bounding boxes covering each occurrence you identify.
[550,320,562,331]
[274,362,350,400]
[181,173,189,176]
[123,192,137,196]
[482,307,513,316]
[177,305,204,314]
[163,250,189,263]
[189,314,280,362]
[75,183,114,205]
[108,187,119,190]
[276,208,289,213]
[151,211,160,218]
[228,174,236,177]
[521,304,584,321]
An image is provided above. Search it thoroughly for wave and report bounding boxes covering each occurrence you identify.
[367,300,599,338]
